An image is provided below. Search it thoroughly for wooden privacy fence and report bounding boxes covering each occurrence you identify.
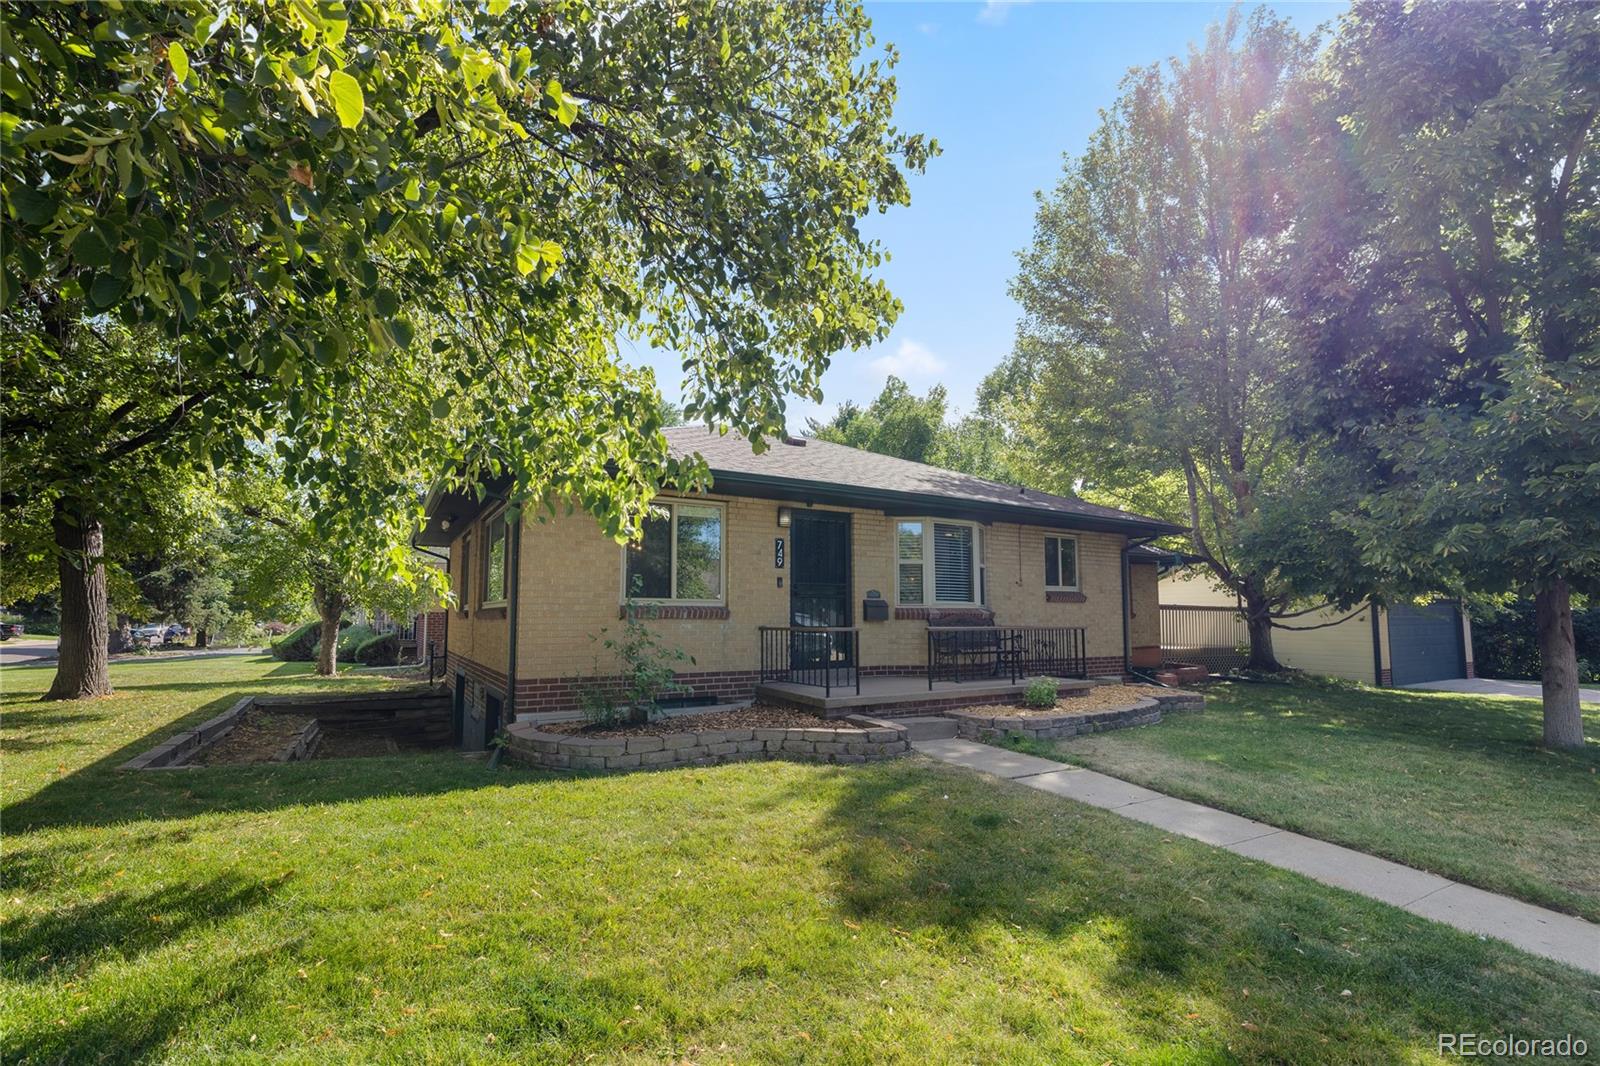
[1160,605,1250,672]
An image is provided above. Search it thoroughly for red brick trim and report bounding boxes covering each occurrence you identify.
[1465,661,1476,679]
[622,604,731,621]
[1045,590,1087,603]
[515,669,760,714]
[446,651,507,693]
[1379,668,1393,686]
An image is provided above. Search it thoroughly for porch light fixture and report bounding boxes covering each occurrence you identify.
[777,507,792,528]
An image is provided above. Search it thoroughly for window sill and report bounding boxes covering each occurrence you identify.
[622,604,730,621]
[1046,590,1086,603]
[476,606,507,620]
[895,606,995,623]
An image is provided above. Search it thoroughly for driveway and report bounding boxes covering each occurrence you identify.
[1405,677,1600,705]
[0,638,59,667]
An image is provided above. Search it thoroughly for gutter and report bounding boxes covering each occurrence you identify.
[705,471,1187,538]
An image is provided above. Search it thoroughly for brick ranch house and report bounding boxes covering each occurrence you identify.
[417,427,1182,743]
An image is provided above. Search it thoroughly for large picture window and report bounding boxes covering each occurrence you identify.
[896,519,986,606]
[482,513,508,605]
[1045,535,1079,591]
[624,501,725,602]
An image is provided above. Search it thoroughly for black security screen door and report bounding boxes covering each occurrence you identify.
[790,510,852,656]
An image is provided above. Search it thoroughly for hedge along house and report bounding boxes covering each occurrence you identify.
[418,427,1183,740]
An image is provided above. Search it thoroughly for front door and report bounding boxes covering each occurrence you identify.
[789,510,853,669]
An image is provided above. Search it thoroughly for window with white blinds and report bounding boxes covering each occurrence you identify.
[895,519,985,606]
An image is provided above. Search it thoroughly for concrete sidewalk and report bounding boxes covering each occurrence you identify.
[915,738,1600,975]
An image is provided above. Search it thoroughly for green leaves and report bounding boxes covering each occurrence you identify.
[544,78,579,128]
[328,70,364,129]
[167,40,190,83]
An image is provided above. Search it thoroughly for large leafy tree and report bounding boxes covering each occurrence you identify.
[1000,10,1321,669]
[806,376,948,462]
[1278,0,1599,747]
[2,1,931,698]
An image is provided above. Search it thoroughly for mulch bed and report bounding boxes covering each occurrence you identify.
[960,684,1172,719]
[194,710,314,764]
[545,702,830,738]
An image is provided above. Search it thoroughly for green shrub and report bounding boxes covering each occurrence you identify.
[270,621,320,662]
[1023,677,1059,709]
[353,632,400,666]
[335,623,376,658]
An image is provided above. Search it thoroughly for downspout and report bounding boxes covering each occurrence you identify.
[1370,602,1383,687]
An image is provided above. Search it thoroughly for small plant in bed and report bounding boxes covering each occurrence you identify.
[1022,677,1059,709]
[578,590,694,727]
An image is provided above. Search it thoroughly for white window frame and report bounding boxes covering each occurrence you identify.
[620,499,727,605]
[481,509,509,608]
[894,517,987,608]
[1045,534,1080,592]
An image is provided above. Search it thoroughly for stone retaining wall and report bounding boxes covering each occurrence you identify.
[505,714,910,772]
[951,689,1204,742]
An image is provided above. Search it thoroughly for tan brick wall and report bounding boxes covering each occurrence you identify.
[1129,562,1160,661]
[443,504,510,684]
[495,497,1134,685]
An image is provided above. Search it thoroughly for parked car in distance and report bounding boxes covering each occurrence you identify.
[0,622,23,641]
[131,623,167,643]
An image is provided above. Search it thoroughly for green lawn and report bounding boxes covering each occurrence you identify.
[1011,678,1600,923]
[4,658,1596,1064]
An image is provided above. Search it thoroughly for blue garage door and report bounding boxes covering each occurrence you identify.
[1388,603,1465,685]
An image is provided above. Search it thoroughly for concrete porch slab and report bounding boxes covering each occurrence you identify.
[757,674,1093,715]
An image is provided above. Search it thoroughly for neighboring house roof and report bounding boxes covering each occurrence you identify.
[417,426,1185,545]
[661,427,1183,536]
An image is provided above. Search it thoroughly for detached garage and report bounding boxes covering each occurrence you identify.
[1160,568,1475,686]
[1386,602,1469,686]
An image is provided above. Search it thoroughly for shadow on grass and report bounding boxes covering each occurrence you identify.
[4,680,528,834]
[7,940,284,1066]
[800,757,1595,1061]
[3,871,287,982]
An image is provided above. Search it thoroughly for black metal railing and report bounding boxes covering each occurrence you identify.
[758,626,861,697]
[927,626,1088,688]
[427,640,444,684]
[1159,605,1248,672]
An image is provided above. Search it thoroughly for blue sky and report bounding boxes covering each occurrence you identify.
[629,1,1343,431]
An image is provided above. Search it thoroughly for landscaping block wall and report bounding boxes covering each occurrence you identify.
[505,714,911,772]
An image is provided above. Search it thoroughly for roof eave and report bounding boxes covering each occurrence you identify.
[706,470,1187,537]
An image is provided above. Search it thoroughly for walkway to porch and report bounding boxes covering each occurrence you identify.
[755,674,1095,716]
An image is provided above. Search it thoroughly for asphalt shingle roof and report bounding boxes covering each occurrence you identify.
[664,426,1183,534]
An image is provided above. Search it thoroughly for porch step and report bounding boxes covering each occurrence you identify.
[897,715,958,741]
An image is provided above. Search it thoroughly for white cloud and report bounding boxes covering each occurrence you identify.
[869,338,947,380]
[976,0,1032,25]
[917,21,940,35]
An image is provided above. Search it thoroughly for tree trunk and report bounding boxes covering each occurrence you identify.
[45,499,112,700]
[1535,579,1586,749]
[316,611,340,676]
[194,628,209,650]
[1241,589,1282,672]
[311,575,346,677]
